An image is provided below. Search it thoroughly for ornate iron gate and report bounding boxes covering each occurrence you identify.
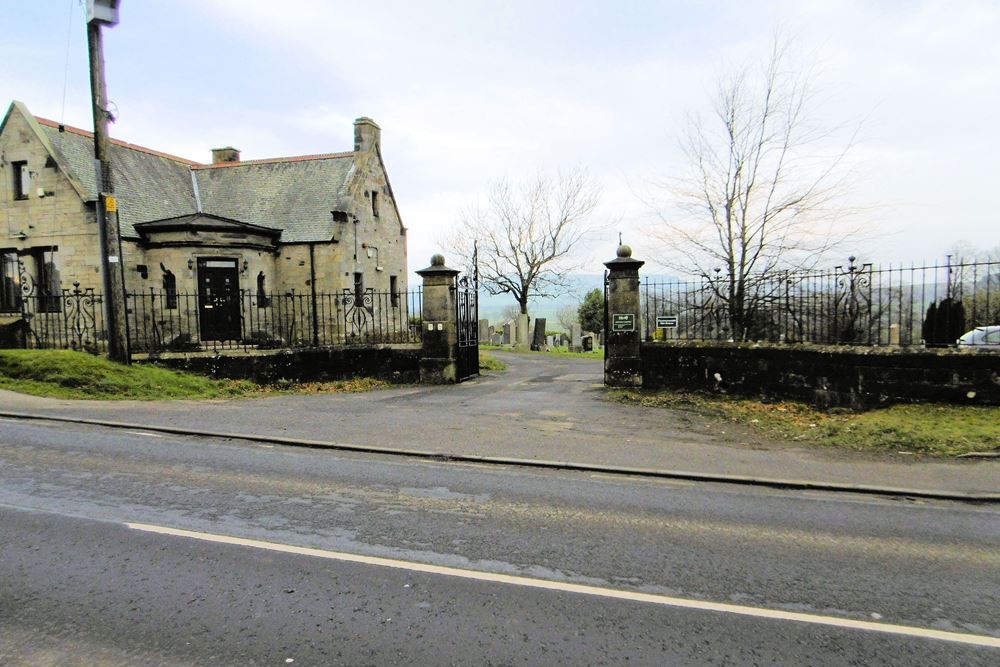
[454,248,479,381]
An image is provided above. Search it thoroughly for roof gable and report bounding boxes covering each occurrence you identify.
[1,101,91,201]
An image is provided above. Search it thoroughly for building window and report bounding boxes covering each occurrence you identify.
[12,161,29,200]
[390,275,399,307]
[354,271,364,302]
[31,248,61,313]
[1,250,20,312]
[161,266,177,310]
[256,271,270,308]
[371,191,379,218]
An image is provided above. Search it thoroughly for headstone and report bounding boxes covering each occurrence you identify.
[570,323,582,352]
[582,334,593,352]
[491,332,503,346]
[478,319,490,344]
[531,318,546,351]
[515,313,529,348]
[502,323,513,345]
[547,335,556,348]
[889,323,901,346]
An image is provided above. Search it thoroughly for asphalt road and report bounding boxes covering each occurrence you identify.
[1,417,998,665]
[2,352,995,494]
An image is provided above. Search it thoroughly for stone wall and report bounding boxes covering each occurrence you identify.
[640,342,1000,408]
[145,345,421,384]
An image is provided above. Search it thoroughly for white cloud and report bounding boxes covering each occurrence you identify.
[5,0,997,276]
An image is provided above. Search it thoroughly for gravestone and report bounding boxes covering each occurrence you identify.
[478,319,490,344]
[582,334,593,352]
[491,332,503,346]
[515,314,530,348]
[570,323,582,352]
[502,323,513,345]
[531,318,546,351]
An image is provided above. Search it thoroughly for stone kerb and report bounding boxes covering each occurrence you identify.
[604,244,644,387]
[416,253,460,383]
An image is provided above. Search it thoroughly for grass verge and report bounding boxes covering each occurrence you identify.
[478,352,507,372]
[608,388,999,457]
[480,344,602,360]
[0,349,389,400]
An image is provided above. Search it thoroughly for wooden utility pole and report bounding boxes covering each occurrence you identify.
[86,1,130,363]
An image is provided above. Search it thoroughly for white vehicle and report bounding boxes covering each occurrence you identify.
[956,325,1000,348]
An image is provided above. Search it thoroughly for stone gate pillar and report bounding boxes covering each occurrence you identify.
[417,253,460,383]
[604,244,644,387]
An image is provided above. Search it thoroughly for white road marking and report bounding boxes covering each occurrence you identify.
[124,430,165,438]
[127,521,1000,649]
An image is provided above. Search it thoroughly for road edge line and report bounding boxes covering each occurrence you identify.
[127,521,1000,648]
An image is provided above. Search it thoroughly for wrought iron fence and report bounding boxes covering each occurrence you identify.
[126,288,423,353]
[643,257,999,347]
[8,282,108,353]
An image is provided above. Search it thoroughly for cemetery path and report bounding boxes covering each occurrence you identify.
[0,351,996,495]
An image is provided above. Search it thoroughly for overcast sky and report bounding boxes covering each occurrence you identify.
[3,0,997,275]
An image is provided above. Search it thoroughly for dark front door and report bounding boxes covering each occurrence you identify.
[197,259,241,341]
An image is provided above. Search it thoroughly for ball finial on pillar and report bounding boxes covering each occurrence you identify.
[430,253,446,267]
[617,244,632,259]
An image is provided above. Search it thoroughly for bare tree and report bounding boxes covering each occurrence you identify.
[450,168,600,315]
[500,304,522,324]
[651,38,859,340]
[556,304,579,332]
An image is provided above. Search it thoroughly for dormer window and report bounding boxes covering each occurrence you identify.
[12,161,29,200]
[371,191,379,218]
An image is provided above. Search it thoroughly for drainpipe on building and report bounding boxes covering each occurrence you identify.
[308,243,319,347]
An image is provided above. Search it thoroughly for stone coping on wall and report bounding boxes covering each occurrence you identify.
[132,343,421,362]
[642,340,999,356]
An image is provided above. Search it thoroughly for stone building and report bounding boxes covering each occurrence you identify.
[0,100,409,349]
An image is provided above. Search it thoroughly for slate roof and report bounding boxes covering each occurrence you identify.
[193,155,355,243]
[24,110,357,243]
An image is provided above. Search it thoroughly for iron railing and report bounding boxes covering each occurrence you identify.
[643,257,999,347]
[126,288,423,353]
[8,282,108,353]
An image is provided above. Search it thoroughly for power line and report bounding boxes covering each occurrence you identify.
[60,0,80,125]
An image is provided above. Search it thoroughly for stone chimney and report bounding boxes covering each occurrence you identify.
[211,146,240,164]
[353,117,381,153]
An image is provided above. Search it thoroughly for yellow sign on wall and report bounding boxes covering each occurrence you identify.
[104,195,117,213]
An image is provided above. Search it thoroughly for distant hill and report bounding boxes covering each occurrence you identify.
[477,274,676,330]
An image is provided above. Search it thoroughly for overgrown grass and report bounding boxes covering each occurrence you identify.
[480,344,602,360]
[608,388,1000,457]
[478,352,507,372]
[0,350,389,400]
